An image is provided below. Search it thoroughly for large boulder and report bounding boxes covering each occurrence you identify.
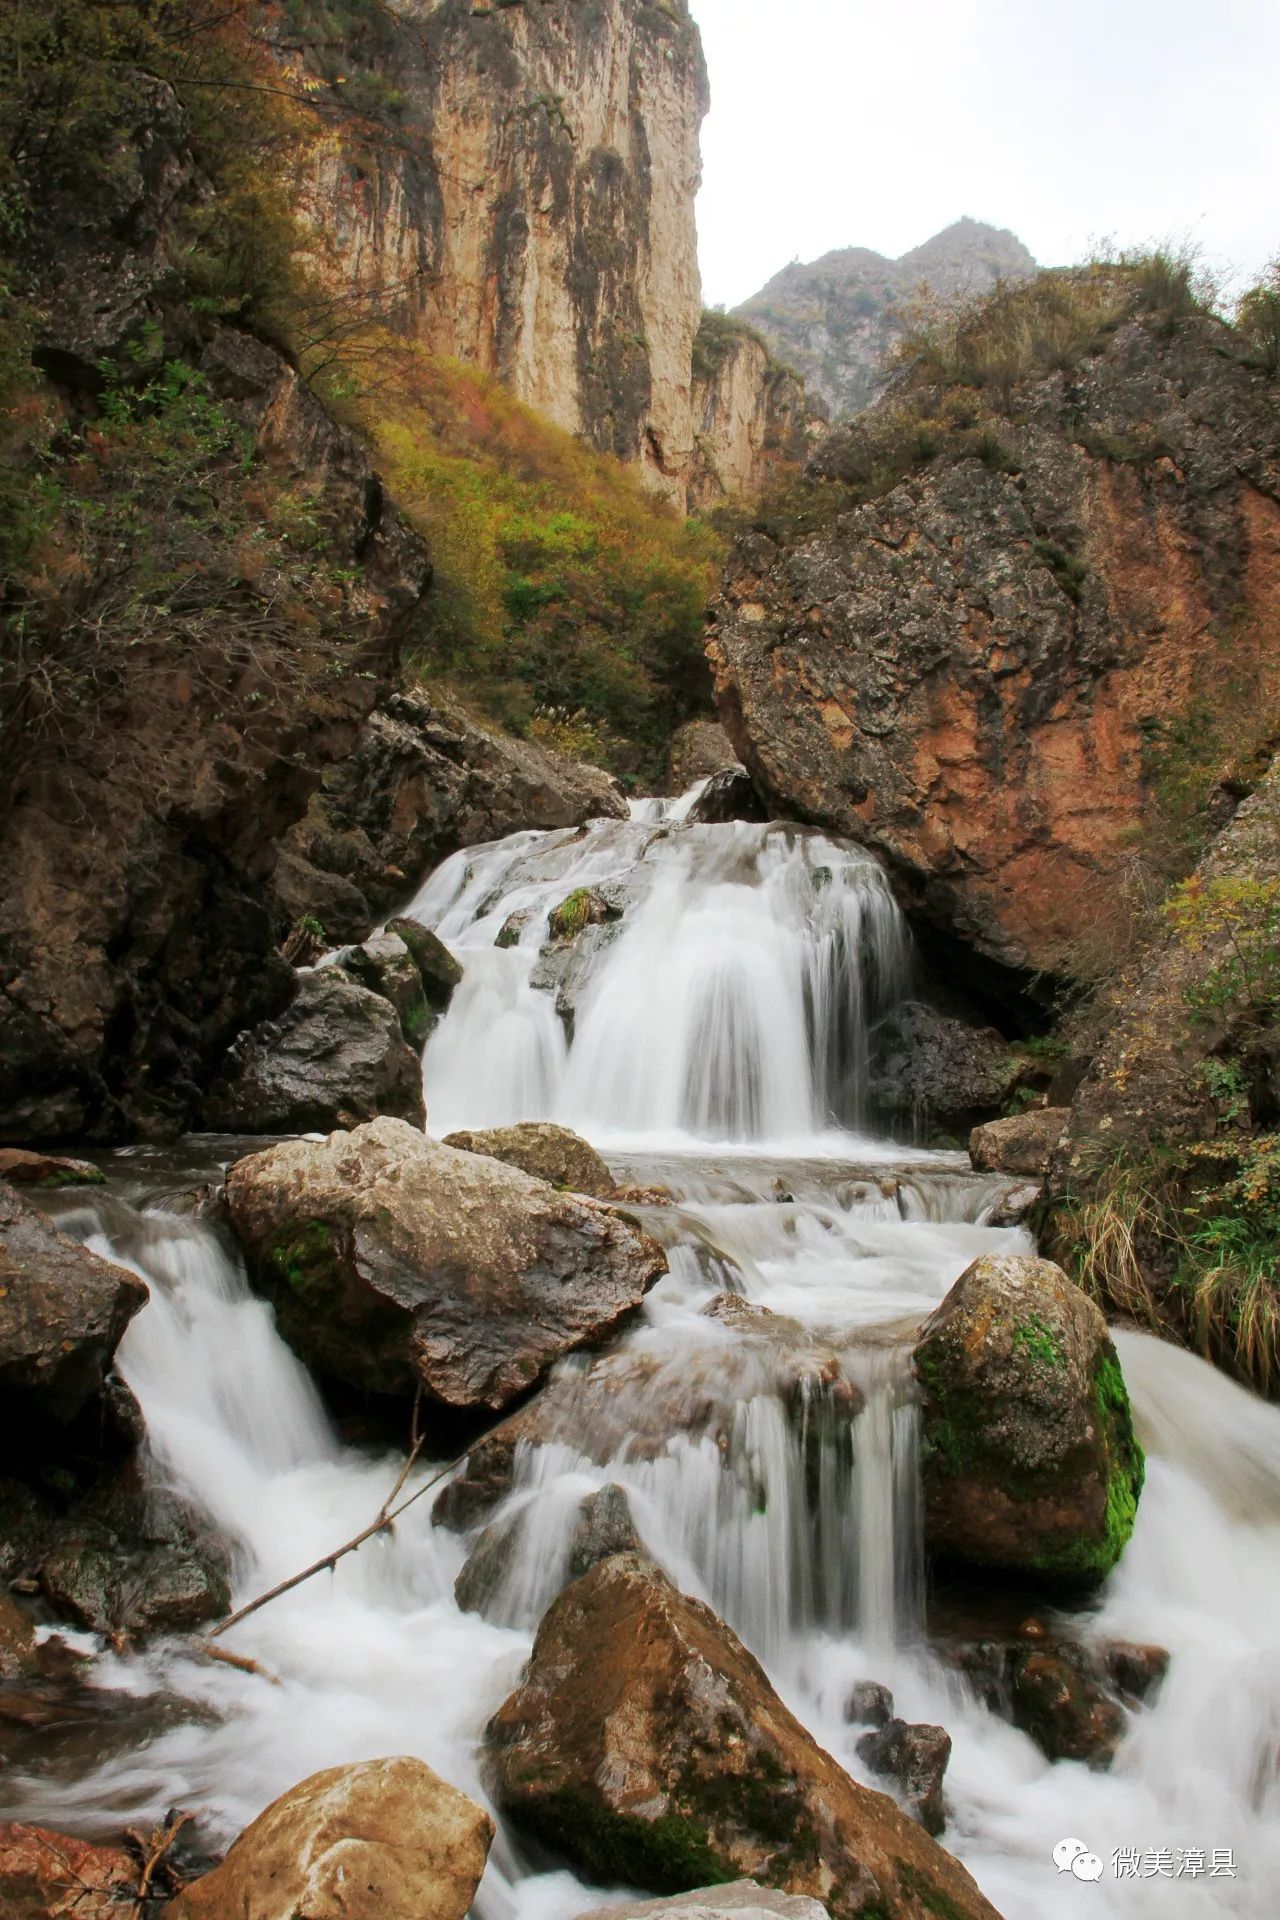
[203,970,426,1135]
[485,1555,1000,1920]
[708,303,1280,983]
[0,1151,105,1189]
[225,1119,666,1410]
[443,1122,617,1199]
[0,1824,139,1920]
[168,1757,493,1920]
[339,930,431,1050]
[969,1108,1069,1176]
[0,1184,147,1429]
[867,1005,1021,1136]
[913,1253,1144,1587]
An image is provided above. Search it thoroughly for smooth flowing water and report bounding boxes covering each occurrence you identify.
[6,802,1279,1918]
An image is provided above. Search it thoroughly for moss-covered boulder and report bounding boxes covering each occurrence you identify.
[443,1122,617,1199]
[485,1554,1000,1920]
[547,885,622,942]
[913,1253,1143,1589]
[386,917,464,1014]
[225,1119,666,1412]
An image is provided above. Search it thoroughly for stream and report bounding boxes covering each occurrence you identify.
[4,793,1280,1917]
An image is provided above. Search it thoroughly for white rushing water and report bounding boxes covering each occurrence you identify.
[6,801,1280,1918]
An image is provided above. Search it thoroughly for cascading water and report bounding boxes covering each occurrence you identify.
[5,797,1280,1919]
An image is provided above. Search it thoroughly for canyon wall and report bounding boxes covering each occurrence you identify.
[288,0,778,508]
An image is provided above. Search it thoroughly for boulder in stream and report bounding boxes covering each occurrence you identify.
[203,970,426,1134]
[855,1718,951,1837]
[338,929,431,1049]
[443,1122,618,1199]
[867,1004,1023,1136]
[0,1150,105,1189]
[225,1118,666,1411]
[0,1184,147,1429]
[914,1253,1144,1589]
[943,1625,1169,1769]
[485,1553,1001,1920]
[579,1888,831,1920]
[168,1756,494,1920]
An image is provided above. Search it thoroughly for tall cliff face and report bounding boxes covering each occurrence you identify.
[686,319,812,512]
[736,218,1036,419]
[288,0,710,506]
[708,285,1280,987]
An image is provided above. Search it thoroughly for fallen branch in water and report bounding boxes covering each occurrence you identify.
[127,1812,192,1917]
[207,1388,511,1641]
[193,1641,282,1685]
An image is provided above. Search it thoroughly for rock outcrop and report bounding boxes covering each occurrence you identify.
[688,320,810,511]
[225,1118,666,1411]
[913,1253,1144,1588]
[203,969,426,1135]
[579,1889,832,1920]
[736,219,1036,419]
[485,1553,1000,1920]
[709,300,1280,983]
[272,692,627,946]
[867,1005,1022,1136]
[169,1757,493,1920]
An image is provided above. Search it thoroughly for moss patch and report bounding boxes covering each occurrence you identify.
[518,1786,733,1894]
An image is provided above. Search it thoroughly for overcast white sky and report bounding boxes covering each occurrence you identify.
[691,0,1279,310]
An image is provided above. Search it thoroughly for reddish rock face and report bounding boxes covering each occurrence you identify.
[709,311,1280,981]
[0,1823,138,1920]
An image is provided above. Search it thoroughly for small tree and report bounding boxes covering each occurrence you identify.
[1237,259,1280,375]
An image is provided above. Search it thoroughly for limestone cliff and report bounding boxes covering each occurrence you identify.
[708,278,1280,986]
[285,0,713,506]
[686,316,812,512]
[736,218,1036,419]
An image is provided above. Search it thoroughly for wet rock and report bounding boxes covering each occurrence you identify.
[969,1109,1070,1177]
[0,1591,39,1680]
[1103,1640,1170,1702]
[437,1300,861,1529]
[983,1181,1042,1229]
[34,1459,230,1641]
[914,1253,1144,1589]
[0,1822,140,1919]
[547,885,623,942]
[443,1123,617,1199]
[455,1481,644,1625]
[485,1554,1000,1920]
[168,1756,494,1920]
[868,1005,1022,1136]
[684,767,768,826]
[202,970,426,1135]
[669,720,741,793]
[0,1151,105,1189]
[386,917,464,1014]
[495,910,532,949]
[0,1185,148,1428]
[945,1634,1141,1769]
[855,1719,951,1836]
[339,930,431,1049]
[579,1887,831,1920]
[225,1119,666,1412]
[844,1681,894,1729]
[568,1483,644,1578]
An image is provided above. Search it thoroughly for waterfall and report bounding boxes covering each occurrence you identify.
[6,794,1280,1920]
[404,813,910,1144]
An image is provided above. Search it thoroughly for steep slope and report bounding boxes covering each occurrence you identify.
[736,217,1036,418]
[709,266,1280,987]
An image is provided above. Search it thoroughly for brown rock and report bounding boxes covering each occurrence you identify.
[969,1109,1070,1176]
[0,1591,38,1680]
[168,1756,493,1920]
[0,1151,105,1189]
[914,1253,1144,1588]
[668,720,742,792]
[443,1122,617,1198]
[855,1719,951,1836]
[0,1184,148,1427]
[485,1554,1001,1920]
[225,1118,665,1410]
[0,1825,139,1920]
[579,1888,832,1920]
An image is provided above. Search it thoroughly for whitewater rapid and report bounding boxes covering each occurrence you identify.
[5,800,1278,1919]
